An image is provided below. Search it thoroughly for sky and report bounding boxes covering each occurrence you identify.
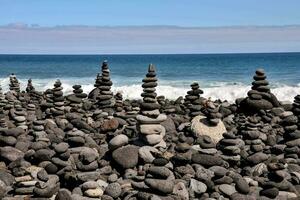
[0,0,300,54]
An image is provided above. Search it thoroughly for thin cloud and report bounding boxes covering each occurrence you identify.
[0,24,300,54]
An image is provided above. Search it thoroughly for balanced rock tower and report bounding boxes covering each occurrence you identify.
[184,82,204,117]
[88,73,101,101]
[9,73,20,93]
[137,64,167,146]
[26,78,35,93]
[292,95,300,128]
[201,100,222,126]
[0,84,7,109]
[240,69,280,113]
[67,85,87,111]
[97,60,114,110]
[51,80,65,117]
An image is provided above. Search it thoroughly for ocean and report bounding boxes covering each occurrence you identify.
[0,53,300,102]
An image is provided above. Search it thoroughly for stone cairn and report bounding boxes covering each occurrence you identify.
[0,84,6,108]
[281,111,300,162]
[26,78,35,93]
[88,73,102,102]
[292,95,300,127]
[240,116,269,166]
[137,64,167,147]
[67,84,87,112]
[240,69,280,113]
[9,73,20,93]
[0,107,7,128]
[0,85,8,125]
[218,131,244,166]
[202,100,222,126]
[114,92,123,112]
[185,82,204,117]
[97,60,114,110]
[26,103,36,125]
[51,80,65,117]
[11,104,28,130]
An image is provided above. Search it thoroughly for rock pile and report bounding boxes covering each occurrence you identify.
[240,69,280,113]
[51,80,65,117]
[202,100,222,126]
[292,95,300,127]
[26,78,35,93]
[184,82,204,117]
[9,74,20,93]
[67,85,87,111]
[137,64,167,146]
[11,105,28,130]
[114,92,123,112]
[97,60,114,110]
[0,108,7,128]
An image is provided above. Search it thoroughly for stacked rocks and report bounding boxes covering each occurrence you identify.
[67,85,87,110]
[26,78,35,93]
[11,105,28,130]
[0,84,7,108]
[51,80,65,117]
[185,82,203,117]
[240,69,280,113]
[32,120,47,140]
[97,60,114,109]
[43,89,54,110]
[144,165,174,196]
[26,103,36,124]
[218,132,244,165]
[9,73,20,93]
[114,92,124,112]
[240,116,270,166]
[202,100,222,126]
[137,64,167,146]
[281,111,300,162]
[0,108,7,128]
[12,167,37,196]
[88,73,102,101]
[52,142,71,173]
[292,95,300,127]
[34,170,60,198]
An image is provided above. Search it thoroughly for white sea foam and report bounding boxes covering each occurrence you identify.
[0,76,298,103]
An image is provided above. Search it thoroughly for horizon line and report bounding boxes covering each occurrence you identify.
[1,51,300,56]
[2,23,300,29]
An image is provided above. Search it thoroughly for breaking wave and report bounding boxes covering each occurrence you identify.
[0,76,299,103]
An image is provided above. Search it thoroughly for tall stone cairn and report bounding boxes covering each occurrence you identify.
[137,64,167,146]
[97,60,114,109]
[184,82,203,117]
[9,73,20,93]
[51,80,65,117]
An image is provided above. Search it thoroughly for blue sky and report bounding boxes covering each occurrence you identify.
[0,0,300,54]
[1,0,300,27]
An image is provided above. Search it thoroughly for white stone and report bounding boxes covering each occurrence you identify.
[191,115,226,143]
[139,124,165,135]
[143,134,163,145]
[84,188,103,198]
[136,114,167,124]
[138,146,159,163]
[109,134,128,150]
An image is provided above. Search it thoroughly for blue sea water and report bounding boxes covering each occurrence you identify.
[0,53,300,101]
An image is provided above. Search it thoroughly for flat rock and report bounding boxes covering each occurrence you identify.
[145,178,174,194]
[191,115,226,143]
[109,134,128,150]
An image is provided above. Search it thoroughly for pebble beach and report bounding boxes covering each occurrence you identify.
[0,60,299,200]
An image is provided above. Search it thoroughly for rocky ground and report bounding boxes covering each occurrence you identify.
[0,62,299,200]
